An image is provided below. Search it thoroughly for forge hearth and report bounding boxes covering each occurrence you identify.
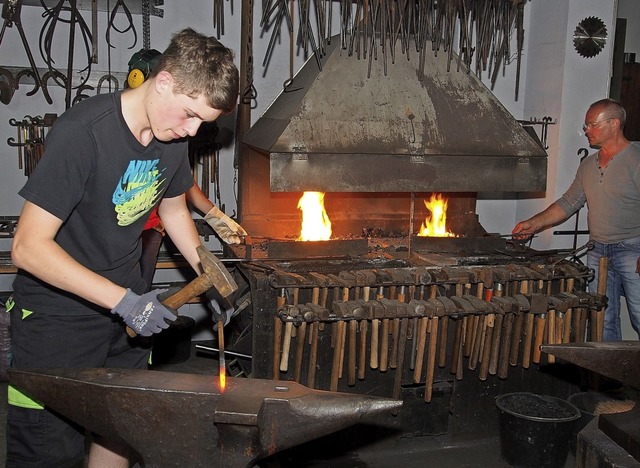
[229,18,569,446]
[266,238,369,259]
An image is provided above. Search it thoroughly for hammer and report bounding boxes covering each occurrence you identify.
[126,246,238,338]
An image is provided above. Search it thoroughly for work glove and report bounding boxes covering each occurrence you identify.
[204,206,248,245]
[111,288,177,336]
[206,288,236,329]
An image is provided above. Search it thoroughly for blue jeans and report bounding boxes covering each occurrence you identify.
[588,235,640,341]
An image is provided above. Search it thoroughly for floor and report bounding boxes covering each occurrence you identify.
[0,340,578,467]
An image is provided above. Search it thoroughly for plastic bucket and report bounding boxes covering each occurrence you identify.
[495,392,581,468]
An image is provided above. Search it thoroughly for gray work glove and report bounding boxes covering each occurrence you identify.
[111,288,177,336]
[204,206,248,245]
[206,288,236,329]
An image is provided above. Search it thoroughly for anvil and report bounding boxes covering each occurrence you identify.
[542,341,640,462]
[9,368,402,467]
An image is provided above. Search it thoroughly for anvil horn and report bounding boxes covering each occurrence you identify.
[9,368,402,467]
[541,341,640,389]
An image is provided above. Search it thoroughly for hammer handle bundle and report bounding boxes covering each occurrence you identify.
[273,287,606,399]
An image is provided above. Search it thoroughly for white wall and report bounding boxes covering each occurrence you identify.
[618,0,640,57]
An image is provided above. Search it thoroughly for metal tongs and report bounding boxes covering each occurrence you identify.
[495,238,594,262]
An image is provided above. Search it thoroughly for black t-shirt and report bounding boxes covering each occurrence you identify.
[13,91,193,314]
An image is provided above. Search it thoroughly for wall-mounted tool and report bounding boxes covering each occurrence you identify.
[7,114,57,176]
[0,0,52,104]
[106,0,137,50]
[573,16,607,58]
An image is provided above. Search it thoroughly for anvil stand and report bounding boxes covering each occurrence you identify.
[542,342,640,467]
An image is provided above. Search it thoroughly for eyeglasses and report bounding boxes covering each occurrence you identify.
[582,118,612,132]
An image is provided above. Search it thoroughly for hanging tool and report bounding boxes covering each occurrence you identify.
[91,0,98,63]
[38,0,93,104]
[106,0,137,50]
[234,0,256,191]
[7,114,57,176]
[0,0,52,104]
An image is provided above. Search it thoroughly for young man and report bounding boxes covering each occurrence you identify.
[7,28,239,467]
[513,98,640,341]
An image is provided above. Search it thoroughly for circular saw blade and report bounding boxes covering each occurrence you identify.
[573,16,607,58]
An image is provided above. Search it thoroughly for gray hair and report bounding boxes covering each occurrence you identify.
[589,98,627,127]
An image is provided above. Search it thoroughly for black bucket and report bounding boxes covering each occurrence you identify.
[152,315,195,365]
[567,392,621,455]
[495,392,581,468]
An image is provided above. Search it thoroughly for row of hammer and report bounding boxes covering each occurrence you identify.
[273,288,606,402]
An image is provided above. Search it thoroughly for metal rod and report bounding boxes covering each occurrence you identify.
[195,344,253,360]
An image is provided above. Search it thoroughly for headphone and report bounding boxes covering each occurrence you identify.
[127,48,162,88]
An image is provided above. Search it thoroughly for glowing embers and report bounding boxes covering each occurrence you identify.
[298,192,332,241]
[417,194,457,238]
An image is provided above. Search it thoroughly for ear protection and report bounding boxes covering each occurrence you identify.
[127,48,162,89]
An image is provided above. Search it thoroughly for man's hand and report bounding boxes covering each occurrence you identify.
[206,288,235,328]
[111,288,177,336]
[512,220,537,240]
[204,206,248,245]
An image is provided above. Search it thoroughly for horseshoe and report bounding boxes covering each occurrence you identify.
[73,83,95,105]
[41,69,67,101]
[15,68,40,96]
[96,74,119,94]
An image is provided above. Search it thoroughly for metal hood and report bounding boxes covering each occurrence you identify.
[243,37,547,193]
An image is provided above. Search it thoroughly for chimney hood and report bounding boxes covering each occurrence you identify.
[243,37,547,194]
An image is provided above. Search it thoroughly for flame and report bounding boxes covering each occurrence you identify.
[418,194,456,237]
[298,192,332,241]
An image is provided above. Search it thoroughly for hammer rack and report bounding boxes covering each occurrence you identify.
[7,114,57,176]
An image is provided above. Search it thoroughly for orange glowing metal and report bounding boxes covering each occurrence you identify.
[218,371,226,392]
[217,321,226,392]
[418,194,457,237]
[298,192,332,241]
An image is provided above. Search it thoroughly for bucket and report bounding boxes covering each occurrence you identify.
[495,392,581,468]
[152,315,195,365]
[567,392,621,454]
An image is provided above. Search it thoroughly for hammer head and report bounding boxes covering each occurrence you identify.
[197,245,238,298]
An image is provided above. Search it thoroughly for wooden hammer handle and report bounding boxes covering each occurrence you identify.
[424,316,438,402]
[126,273,214,338]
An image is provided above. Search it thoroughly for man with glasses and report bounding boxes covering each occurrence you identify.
[512,98,640,341]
